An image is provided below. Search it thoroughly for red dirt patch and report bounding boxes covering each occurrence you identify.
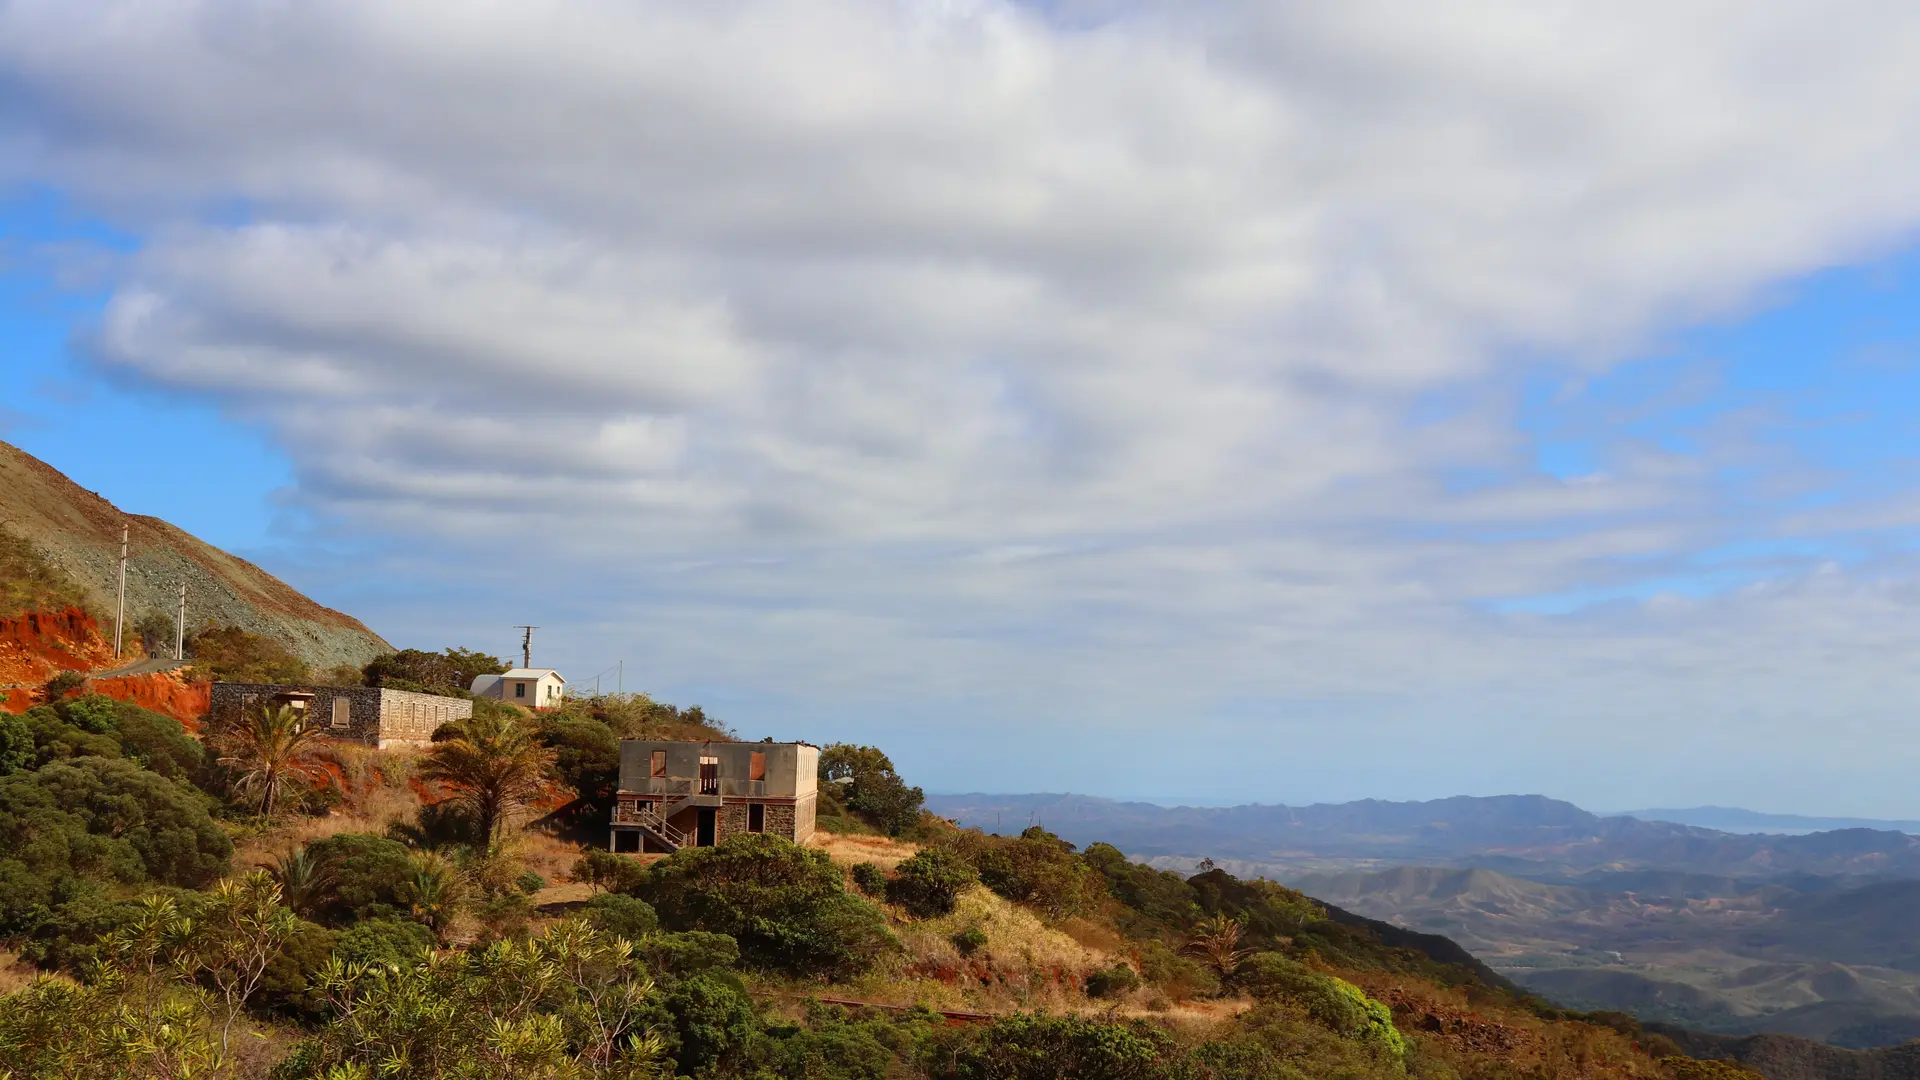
[0,606,113,687]
[88,670,210,727]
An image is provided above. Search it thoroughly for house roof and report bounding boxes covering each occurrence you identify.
[469,674,502,694]
[500,668,564,681]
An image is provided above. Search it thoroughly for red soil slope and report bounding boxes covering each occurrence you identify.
[0,605,209,725]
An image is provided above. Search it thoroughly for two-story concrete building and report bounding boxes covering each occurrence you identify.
[207,681,473,749]
[609,739,818,853]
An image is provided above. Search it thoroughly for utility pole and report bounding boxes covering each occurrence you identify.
[513,625,538,669]
[174,583,187,661]
[113,524,128,659]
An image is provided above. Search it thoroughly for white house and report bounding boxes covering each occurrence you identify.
[471,668,566,709]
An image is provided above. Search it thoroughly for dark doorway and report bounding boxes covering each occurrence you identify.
[698,807,717,846]
[748,803,765,833]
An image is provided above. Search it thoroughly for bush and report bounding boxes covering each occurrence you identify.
[333,917,436,967]
[303,833,417,925]
[362,647,505,696]
[98,701,204,781]
[660,971,759,1075]
[41,671,86,702]
[1086,963,1142,999]
[1237,953,1404,1058]
[928,1013,1171,1080]
[541,716,620,808]
[944,827,1107,919]
[0,755,231,889]
[572,849,648,894]
[583,892,659,942]
[850,861,888,897]
[885,848,977,918]
[634,930,741,978]
[0,713,31,776]
[58,694,118,734]
[642,834,896,979]
[951,926,988,957]
[515,870,546,895]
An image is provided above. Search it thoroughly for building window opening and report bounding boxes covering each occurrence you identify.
[515,682,527,699]
[651,750,667,778]
[749,752,766,781]
[331,698,351,730]
[699,756,719,795]
[748,803,765,833]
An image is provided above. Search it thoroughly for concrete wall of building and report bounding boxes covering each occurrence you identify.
[617,739,819,797]
[208,681,469,748]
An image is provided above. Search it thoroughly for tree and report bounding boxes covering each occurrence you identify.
[1187,914,1251,981]
[186,625,310,684]
[818,743,925,836]
[265,846,337,919]
[398,853,468,942]
[418,712,555,844]
[362,646,507,695]
[0,755,232,890]
[217,704,326,817]
[0,712,31,776]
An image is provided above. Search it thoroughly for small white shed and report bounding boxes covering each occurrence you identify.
[471,668,566,709]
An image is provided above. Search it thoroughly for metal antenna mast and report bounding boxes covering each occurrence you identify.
[113,524,128,659]
[513,626,538,669]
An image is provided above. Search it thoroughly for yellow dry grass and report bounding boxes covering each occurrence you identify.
[809,830,922,870]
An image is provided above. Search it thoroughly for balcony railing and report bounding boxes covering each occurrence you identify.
[625,777,768,798]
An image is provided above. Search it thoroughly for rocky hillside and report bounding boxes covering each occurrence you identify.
[0,439,389,672]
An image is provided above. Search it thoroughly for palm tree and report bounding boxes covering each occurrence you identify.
[1187,914,1251,981]
[397,853,467,941]
[218,704,326,817]
[264,846,336,918]
[417,711,555,845]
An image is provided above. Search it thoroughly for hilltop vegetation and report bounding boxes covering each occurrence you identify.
[0,665,1761,1080]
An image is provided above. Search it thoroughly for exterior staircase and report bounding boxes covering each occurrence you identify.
[620,803,688,852]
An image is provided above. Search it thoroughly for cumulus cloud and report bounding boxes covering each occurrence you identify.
[8,0,1920,806]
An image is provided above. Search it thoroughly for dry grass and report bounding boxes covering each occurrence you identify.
[0,950,66,996]
[233,745,423,867]
[811,830,921,870]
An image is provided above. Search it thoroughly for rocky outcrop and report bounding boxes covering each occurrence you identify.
[0,440,390,671]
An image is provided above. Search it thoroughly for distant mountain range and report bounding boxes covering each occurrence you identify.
[1619,806,1920,836]
[923,792,1920,879]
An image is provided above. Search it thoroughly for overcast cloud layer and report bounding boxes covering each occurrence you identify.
[9,1,1920,811]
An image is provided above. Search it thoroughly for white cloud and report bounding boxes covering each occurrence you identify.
[9,0,1920,808]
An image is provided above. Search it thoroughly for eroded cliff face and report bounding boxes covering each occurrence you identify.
[0,605,210,725]
[0,606,114,686]
[0,439,391,672]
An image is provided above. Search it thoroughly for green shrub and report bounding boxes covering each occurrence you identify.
[0,755,231,889]
[41,671,86,702]
[0,713,31,776]
[885,848,977,918]
[184,625,310,684]
[944,827,1107,919]
[928,1013,1171,1080]
[572,849,648,894]
[58,694,118,734]
[515,870,546,895]
[540,716,620,808]
[850,861,888,897]
[642,834,896,979]
[634,930,740,977]
[660,971,758,1075]
[1086,963,1142,999]
[333,917,436,967]
[583,892,659,942]
[303,833,416,925]
[951,926,989,957]
[1237,953,1405,1058]
[100,701,204,781]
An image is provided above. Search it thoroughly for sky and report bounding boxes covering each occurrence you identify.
[8,1,1920,815]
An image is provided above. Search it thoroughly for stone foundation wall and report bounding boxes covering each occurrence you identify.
[765,802,798,842]
[373,688,470,747]
[717,803,749,843]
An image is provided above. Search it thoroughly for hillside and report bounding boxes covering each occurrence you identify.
[0,439,389,672]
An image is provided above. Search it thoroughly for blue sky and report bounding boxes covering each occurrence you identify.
[11,1,1920,815]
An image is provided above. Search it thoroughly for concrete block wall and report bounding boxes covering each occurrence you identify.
[208,682,469,748]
